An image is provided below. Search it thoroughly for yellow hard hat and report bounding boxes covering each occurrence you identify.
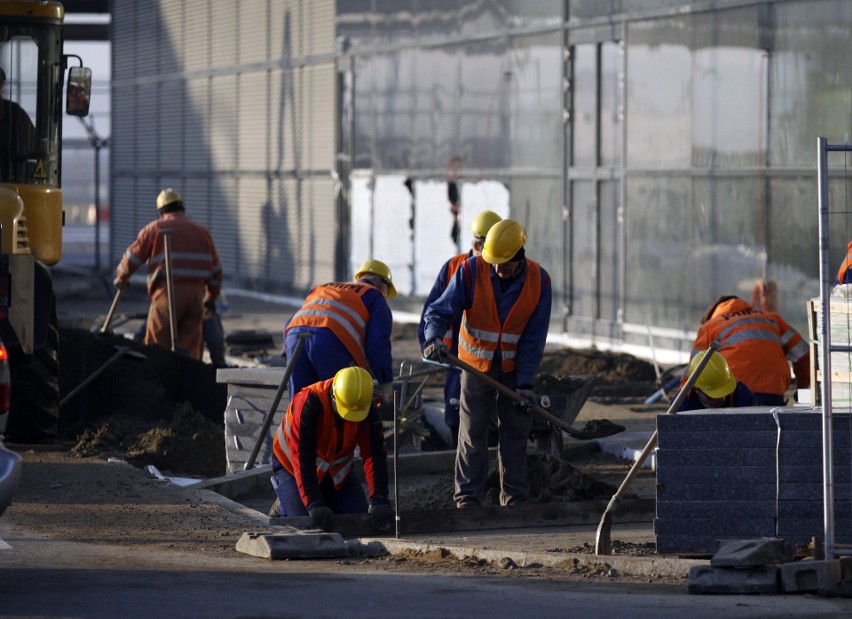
[156,188,183,210]
[469,210,502,239]
[482,219,526,265]
[355,259,396,298]
[332,367,374,422]
[689,351,736,399]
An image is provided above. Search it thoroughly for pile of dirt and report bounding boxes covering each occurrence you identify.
[398,453,617,511]
[59,327,227,478]
[537,348,658,401]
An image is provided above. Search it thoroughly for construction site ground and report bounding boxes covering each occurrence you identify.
[7,267,851,616]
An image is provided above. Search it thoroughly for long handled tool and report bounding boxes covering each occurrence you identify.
[443,352,624,441]
[99,287,125,334]
[160,229,178,352]
[593,341,719,555]
[243,331,309,471]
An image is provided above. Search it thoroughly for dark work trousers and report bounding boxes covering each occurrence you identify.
[271,458,368,516]
[443,367,461,439]
[454,364,532,507]
[284,329,356,400]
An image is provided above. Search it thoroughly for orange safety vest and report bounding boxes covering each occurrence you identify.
[439,253,470,348]
[272,378,361,502]
[285,282,374,370]
[458,257,541,373]
[692,297,810,395]
[837,241,852,284]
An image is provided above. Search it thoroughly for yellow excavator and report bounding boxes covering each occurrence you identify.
[0,1,91,441]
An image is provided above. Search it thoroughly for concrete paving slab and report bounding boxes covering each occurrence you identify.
[235,530,350,559]
[711,538,796,568]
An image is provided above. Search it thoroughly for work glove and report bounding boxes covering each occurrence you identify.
[113,277,128,290]
[307,502,334,531]
[514,386,538,413]
[203,297,217,320]
[368,497,394,532]
[423,337,449,363]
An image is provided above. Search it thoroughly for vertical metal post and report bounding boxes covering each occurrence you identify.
[817,136,835,560]
[160,229,178,352]
[393,386,400,539]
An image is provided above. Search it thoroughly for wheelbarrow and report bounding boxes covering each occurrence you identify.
[528,374,597,457]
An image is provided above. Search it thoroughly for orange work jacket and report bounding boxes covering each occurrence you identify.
[458,257,541,373]
[692,297,810,395]
[116,212,222,300]
[285,282,374,369]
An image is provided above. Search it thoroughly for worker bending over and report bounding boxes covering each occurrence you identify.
[270,367,393,532]
[678,350,758,411]
[417,209,502,446]
[422,219,552,508]
[284,259,395,400]
[690,295,809,406]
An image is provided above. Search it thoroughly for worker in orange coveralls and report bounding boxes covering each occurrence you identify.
[114,188,222,359]
[270,366,393,532]
[689,295,809,406]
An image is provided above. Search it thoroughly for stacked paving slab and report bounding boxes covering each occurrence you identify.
[655,409,852,555]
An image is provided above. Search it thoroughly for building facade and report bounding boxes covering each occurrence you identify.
[110,0,852,357]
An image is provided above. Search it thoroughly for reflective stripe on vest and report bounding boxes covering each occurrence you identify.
[272,378,359,491]
[458,257,541,372]
[286,282,373,369]
[442,253,469,349]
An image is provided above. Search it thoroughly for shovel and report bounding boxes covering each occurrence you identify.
[441,352,625,441]
[593,341,719,555]
[99,286,125,334]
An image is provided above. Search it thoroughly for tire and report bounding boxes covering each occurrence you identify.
[6,297,60,443]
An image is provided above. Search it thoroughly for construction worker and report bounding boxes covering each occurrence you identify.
[0,67,36,182]
[114,188,222,360]
[284,259,395,400]
[270,366,393,532]
[689,295,810,406]
[678,350,758,411]
[421,219,552,508]
[417,209,502,447]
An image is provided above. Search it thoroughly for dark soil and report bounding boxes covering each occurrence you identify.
[58,327,228,478]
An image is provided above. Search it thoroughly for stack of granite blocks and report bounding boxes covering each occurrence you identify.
[655,409,852,554]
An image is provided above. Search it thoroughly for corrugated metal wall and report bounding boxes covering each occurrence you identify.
[110,0,337,294]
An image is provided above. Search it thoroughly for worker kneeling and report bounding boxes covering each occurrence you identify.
[271,366,393,532]
[678,350,758,412]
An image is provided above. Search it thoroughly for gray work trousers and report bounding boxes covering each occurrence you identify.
[454,365,532,507]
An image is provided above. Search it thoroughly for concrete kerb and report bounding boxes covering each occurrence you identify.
[354,537,704,578]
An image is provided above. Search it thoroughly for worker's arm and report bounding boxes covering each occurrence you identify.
[115,220,158,284]
[363,288,394,385]
[422,257,475,345]
[293,393,325,508]
[357,405,389,501]
[777,316,811,389]
[514,267,553,387]
[417,258,453,347]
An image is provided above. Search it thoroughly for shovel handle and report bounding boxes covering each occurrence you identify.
[443,353,584,438]
[100,287,125,333]
[606,340,720,504]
